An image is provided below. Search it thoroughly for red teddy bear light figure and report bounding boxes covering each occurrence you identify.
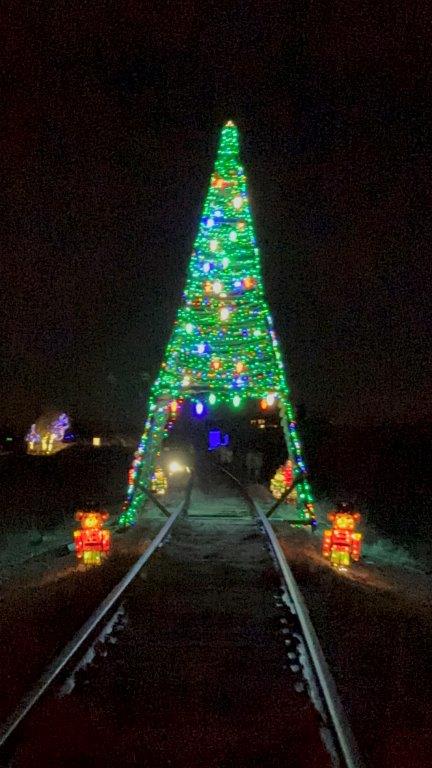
[322,502,362,569]
[74,508,111,567]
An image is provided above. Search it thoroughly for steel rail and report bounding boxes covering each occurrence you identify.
[257,506,364,768]
[216,465,364,768]
[0,489,190,750]
[1,467,362,767]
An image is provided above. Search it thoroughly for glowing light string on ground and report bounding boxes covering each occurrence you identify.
[270,460,297,505]
[119,121,315,526]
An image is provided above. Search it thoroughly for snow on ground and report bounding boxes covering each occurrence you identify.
[253,488,432,768]
[313,498,427,573]
[0,506,170,723]
[0,524,72,582]
[2,471,430,767]
[0,502,123,587]
[0,495,172,587]
[12,499,334,768]
[250,481,428,574]
[188,484,250,517]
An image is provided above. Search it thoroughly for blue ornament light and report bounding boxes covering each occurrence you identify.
[194,400,205,417]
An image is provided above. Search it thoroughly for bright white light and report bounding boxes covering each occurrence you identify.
[195,401,204,416]
[209,240,218,252]
[168,461,190,475]
[233,195,243,209]
[207,218,214,227]
[203,262,211,274]
[213,280,222,294]
[266,393,276,406]
[229,231,237,242]
[197,342,205,354]
[185,323,194,333]
[220,307,230,321]
[182,375,191,387]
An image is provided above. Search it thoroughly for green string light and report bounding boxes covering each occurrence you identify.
[119,121,315,526]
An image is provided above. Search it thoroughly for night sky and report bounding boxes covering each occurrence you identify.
[2,2,431,432]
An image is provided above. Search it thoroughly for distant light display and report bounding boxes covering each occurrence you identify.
[150,467,168,495]
[26,412,70,455]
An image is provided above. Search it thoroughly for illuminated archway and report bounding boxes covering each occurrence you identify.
[120,122,314,525]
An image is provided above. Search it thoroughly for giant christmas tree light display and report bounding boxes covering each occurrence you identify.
[119,121,315,526]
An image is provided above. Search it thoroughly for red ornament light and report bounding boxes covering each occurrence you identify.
[128,467,135,485]
[211,174,230,190]
[260,398,268,410]
[283,461,293,486]
[211,358,221,371]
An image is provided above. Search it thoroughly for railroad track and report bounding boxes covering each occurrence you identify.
[0,467,363,768]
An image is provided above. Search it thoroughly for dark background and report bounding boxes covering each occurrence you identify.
[2,1,431,432]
